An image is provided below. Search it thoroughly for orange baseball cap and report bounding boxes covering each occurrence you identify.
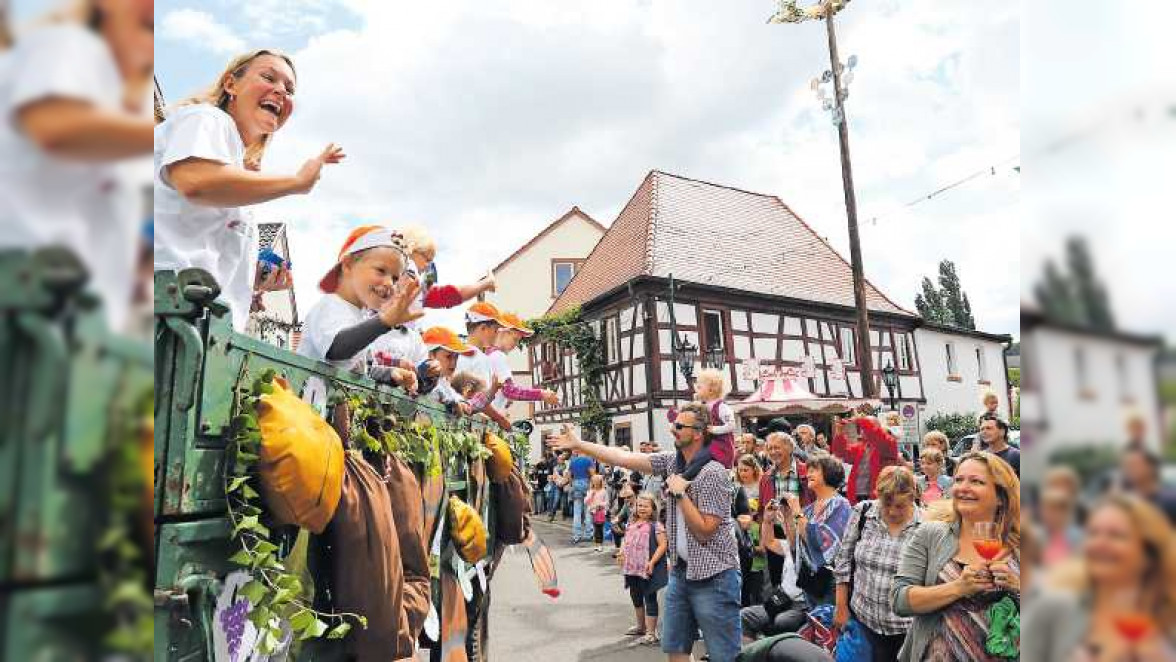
[465,301,506,326]
[500,312,535,337]
[318,225,408,293]
[422,326,477,356]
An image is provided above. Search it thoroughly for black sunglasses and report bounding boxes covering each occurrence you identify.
[673,422,701,431]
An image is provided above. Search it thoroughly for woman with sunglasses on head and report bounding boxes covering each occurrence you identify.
[154,49,345,330]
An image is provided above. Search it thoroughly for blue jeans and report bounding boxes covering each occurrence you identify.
[545,484,560,516]
[662,566,742,662]
[570,478,589,540]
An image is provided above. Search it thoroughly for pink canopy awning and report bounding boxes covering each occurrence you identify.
[732,376,879,417]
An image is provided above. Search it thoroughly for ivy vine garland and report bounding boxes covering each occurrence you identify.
[224,371,502,655]
[526,305,611,442]
[226,369,364,655]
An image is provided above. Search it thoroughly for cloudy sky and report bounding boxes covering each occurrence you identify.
[155,0,1021,337]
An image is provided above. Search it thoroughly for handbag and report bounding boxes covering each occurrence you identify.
[761,585,795,622]
[795,548,835,598]
[592,507,607,525]
[834,618,871,662]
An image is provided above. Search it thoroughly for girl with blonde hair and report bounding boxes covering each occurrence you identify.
[693,367,736,468]
[154,49,345,330]
[585,474,610,552]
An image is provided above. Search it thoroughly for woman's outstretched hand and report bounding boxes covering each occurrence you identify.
[295,143,346,193]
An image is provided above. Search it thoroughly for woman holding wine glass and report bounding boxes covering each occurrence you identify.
[890,451,1021,661]
[1022,493,1176,662]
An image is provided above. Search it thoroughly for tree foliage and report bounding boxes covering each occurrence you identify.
[1033,236,1116,331]
[915,260,976,330]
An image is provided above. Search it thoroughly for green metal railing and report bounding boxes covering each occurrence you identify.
[153,269,503,662]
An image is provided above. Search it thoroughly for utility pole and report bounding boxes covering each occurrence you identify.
[770,0,876,398]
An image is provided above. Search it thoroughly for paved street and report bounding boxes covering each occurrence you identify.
[488,518,708,662]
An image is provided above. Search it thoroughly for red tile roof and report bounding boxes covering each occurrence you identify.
[548,170,915,317]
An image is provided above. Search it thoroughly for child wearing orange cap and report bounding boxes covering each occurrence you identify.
[419,326,486,416]
[487,312,560,413]
[454,302,513,428]
[297,226,422,387]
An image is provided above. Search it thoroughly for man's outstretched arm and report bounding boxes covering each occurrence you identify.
[547,425,655,475]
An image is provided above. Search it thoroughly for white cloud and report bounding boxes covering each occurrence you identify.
[159,9,245,54]
[170,0,1021,335]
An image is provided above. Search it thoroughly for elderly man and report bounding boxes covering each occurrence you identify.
[793,424,819,462]
[757,432,814,592]
[549,403,742,662]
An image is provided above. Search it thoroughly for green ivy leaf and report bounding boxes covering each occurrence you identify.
[290,609,315,633]
[228,476,249,493]
[242,483,260,500]
[228,550,253,567]
[240,580,267,605]
[254,540,279,556]
[232,515,260,537]
[247,605,273,630]
[326,622,352,639]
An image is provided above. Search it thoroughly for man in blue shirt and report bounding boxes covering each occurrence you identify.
[568,450,595,543]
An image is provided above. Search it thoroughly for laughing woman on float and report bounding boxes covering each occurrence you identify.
[154,49,345,330]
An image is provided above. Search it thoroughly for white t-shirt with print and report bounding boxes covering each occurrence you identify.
[486,348,514,411]
[0,25,138,330]
[154,104,255,331]
[297,294,369,372]
[370,324,428,370]
[455,348,492,385]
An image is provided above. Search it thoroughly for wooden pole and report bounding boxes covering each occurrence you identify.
[825,5,876,398]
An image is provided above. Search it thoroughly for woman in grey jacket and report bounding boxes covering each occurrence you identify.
[890,452,1021,661]
[1022,494,1176,662]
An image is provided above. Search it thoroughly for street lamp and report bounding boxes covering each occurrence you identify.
[675,334,697,384]
[881,360,897,411]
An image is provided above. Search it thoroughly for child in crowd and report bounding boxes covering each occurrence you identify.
[398,224,497,328]
[486,312,560,413]
[419,327,477,416]
[455,301,512,429]
[585,474,610,552]
[917,447,952,503]
[695,368,736,468]
[611,485,636,558]
[297,226,421,388]
[617,494,667,646]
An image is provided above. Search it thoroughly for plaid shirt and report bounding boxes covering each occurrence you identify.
[648,451,740,581]
[774,459,803,502]
[833,500,922,636]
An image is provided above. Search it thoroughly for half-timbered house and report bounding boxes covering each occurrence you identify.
[529,170,926,449]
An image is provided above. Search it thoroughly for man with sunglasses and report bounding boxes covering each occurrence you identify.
[549,403,742,662]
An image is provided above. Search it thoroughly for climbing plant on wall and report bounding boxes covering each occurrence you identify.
[527,305,611,444]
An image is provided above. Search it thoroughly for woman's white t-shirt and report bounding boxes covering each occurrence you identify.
[154,104,255,331]
[0,25,138,330]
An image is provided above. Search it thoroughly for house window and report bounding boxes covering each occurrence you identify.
[702,310,725,366]
[840,327,856,365]
[1075,347,1089,394]
[552,260,581,296]
[603,317,619,364]
[614,424,632,449]
[945,343,958,377]
[1117,354,1131,400]
[976,347,988,382]
[897,334,912,371]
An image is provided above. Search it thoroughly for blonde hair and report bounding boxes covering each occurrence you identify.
[400,224,437,258]
[695,368,728,400]
[766,431,795,452]
[923,430,949,451]
[875,465,918,503]
[982,390,999,405]
[590,474,605,490]
[949,452,1022,552]
[1056,495,1176,632]
[919,447,945,469]
[178,49,296,169]
[1043,465,1081,499]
